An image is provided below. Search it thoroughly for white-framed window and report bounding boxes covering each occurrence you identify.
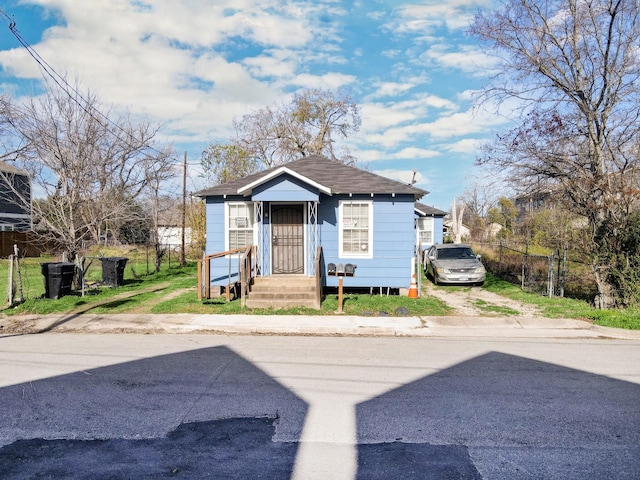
[226,202,255,250]
[419,230,432,244]
[417,217,433,244]
[339,200,373,258]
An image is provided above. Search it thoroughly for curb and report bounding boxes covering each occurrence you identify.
[1,313,638,340]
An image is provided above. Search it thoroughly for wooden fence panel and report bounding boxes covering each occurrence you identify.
[0,232,46,257]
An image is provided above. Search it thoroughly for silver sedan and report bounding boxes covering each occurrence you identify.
[425,243,486,286]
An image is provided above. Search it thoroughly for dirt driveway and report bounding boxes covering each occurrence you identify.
[423,281,544,317]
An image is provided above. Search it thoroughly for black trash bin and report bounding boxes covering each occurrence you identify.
[100,257,128,287]
[41,262,75,299]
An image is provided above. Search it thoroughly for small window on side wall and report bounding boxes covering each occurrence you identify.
[227,202,254,250]
[339,200,373,258]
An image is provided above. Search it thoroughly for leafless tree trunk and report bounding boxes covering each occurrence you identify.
[471,0,640,307]
[451,198,466,244]
[2,83,176,259]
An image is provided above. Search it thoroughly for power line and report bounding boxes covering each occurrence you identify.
[0,8,174,161]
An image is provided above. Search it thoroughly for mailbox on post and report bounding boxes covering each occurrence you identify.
[327,261,356,313]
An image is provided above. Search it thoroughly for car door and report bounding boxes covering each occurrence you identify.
[426,246,436,280]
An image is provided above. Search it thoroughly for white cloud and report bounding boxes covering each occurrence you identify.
[354,149,387,163]
[0,0,352,142]
[373,168,423,186]
[0,0,513,210]
[419,43,501,75]
[371,81,416,98]
[242,49,299,79]
[385,0,490,35]
[442,138,482,154]
[392,147,441,159]
[361,94,458,131]
[289,72,357,90]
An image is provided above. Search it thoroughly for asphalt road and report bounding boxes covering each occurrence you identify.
[0,333,638,479]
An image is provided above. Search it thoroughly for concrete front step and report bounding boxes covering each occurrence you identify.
[249,292,316,300]
[250,285,316,293]
[247,275,319,309]
[252,276,315,286]
[246,298,319,309]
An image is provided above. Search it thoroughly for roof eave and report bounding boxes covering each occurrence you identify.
[237,166,332,196]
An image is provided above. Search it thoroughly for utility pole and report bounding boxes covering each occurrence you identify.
[181,151,187,267]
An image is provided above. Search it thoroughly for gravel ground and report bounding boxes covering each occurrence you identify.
[423,282,544,317]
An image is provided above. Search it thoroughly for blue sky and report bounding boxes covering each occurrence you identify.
[0,0,510,211]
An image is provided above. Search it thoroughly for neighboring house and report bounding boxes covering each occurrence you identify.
[194,156,428,298]
[442,215,471,243]
[157,206,191,248]
[514,188,555,222]
[414,202,446,257]
[0,161,31,232]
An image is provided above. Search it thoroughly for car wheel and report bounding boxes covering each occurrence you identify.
[475,281,484,287]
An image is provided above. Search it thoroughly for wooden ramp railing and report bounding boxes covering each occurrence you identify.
[198,246,256,307]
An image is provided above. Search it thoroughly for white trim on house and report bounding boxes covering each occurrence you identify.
[268,202,308,275]
[338,199,373,259]
[237,167,332,196]
[416,216,434,245]
[224,201,256,252]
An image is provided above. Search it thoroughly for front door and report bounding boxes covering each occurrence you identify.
[271,204,304,274]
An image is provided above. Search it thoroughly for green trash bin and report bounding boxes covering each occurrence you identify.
[41,262,75,299]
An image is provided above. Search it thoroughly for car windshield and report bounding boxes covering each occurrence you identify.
[437,247,476,260]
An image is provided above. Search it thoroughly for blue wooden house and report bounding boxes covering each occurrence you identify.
[414,202,447,260]
[194,155,429,308]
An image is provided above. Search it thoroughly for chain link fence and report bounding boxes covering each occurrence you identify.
[473,242,598,301]
[1,243,198,306]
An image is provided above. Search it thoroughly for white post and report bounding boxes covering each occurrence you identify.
[7,254,13,307]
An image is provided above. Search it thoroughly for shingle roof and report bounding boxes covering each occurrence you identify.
[194,155,429,199]
[415,202,447,216]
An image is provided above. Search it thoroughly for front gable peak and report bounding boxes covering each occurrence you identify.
[237,166,332,196]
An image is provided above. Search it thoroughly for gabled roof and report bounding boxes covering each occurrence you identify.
[415,202,447,217]
[0,161,29,176]
[194,155,429,199]
[237,165,332,196]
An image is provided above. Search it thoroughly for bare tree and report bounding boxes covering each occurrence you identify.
[461,183,505,242]
[470,0,640,307]
[200,144,259,186]
[4,83,176,259]
[232,88,361,169]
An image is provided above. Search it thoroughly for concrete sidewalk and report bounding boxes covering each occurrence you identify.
[1,312,639,340]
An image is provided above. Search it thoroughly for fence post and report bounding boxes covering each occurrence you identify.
[197,259,202,300]
[13,244,23,304]
[7,254,13,307]
[548,251,554,298]
[559,249,567,298]
[521,243,527,291]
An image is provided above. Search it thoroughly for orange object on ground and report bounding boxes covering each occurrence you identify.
[408,273,418,298]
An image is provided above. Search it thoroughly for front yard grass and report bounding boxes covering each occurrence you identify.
[483,273,640,330]
[1,255,638,329]
[1,258,452,317]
